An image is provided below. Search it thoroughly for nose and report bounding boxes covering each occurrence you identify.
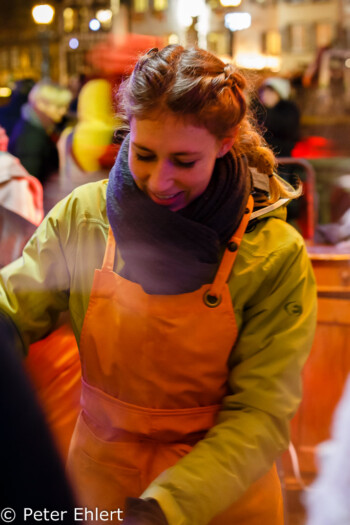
[147,159,174,194]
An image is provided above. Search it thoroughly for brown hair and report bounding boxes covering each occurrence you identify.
[117,45,300,205]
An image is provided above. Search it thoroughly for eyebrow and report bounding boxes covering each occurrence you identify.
[132,142,200,156]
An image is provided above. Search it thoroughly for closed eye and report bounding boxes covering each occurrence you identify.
[173,159,196,168]
[136,153,155,162]
[136,153,196,169]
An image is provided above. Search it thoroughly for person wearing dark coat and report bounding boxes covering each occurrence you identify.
[8,80,72,183]
[253,77,302,221]
[254,77,300,158]
[0,314,77,524]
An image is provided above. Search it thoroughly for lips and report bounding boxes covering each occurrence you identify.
[148,190,184,209]
[153,192,177,200]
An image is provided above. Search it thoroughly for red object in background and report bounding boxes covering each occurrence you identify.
[292,136,338,158]
[98,142,120,169]
[86,33,166,76]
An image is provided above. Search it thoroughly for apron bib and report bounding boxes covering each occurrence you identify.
[67,196,283,524]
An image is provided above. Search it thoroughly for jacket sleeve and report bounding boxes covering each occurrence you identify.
[141,229,317,525]
[0,196,73,352]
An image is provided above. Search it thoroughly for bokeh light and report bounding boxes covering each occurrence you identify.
[32,4,55,24]
[69,38,79,50]
[89,18,101,31]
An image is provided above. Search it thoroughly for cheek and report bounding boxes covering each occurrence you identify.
[186,167,212,195]
[128,156,139,178]
[128,158,146,188]
[193,159,216,186]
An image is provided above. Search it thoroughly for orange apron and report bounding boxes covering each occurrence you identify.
[26,322,81,461]
[67,196,283,524]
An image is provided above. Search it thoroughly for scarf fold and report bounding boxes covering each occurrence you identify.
[106,135,251,295]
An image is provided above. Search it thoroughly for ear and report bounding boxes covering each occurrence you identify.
[216,130,238,158]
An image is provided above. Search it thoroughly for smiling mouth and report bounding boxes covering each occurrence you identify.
[152,192,178,200]
[148,190,184,208]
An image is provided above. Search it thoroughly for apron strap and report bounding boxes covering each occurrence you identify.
[102,227,116,271]
[207,195,254,301]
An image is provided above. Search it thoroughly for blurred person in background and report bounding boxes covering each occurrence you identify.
[253,77,303,223]
[0,125,43,266]
[8,80,72,184]
[0,78,35,137]
[0,45,317,525]
[254,77,300,158]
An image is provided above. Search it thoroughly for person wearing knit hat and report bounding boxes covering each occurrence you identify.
[262,77,291,101]
[255,76,300,158]
[252,77,302,223]
[8,81,72,183]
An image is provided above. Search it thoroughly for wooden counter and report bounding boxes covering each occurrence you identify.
[283,245,350,488]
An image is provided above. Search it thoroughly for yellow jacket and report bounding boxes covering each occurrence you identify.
[0,180,317,524]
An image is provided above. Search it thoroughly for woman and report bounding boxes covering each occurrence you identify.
[0,45,317,525]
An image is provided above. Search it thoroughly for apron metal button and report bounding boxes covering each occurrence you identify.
[227,241,238,252]
[203,291,222,308]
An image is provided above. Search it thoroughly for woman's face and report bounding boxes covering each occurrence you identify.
[129,113,234,211]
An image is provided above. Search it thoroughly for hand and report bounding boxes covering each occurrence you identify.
[123,498,168,525]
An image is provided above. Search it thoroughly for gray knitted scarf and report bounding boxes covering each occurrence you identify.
[106,135,252,294]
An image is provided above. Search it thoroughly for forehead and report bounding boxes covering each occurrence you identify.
[129,113,218,151]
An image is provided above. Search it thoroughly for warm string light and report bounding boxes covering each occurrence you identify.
[32,4,55,24]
